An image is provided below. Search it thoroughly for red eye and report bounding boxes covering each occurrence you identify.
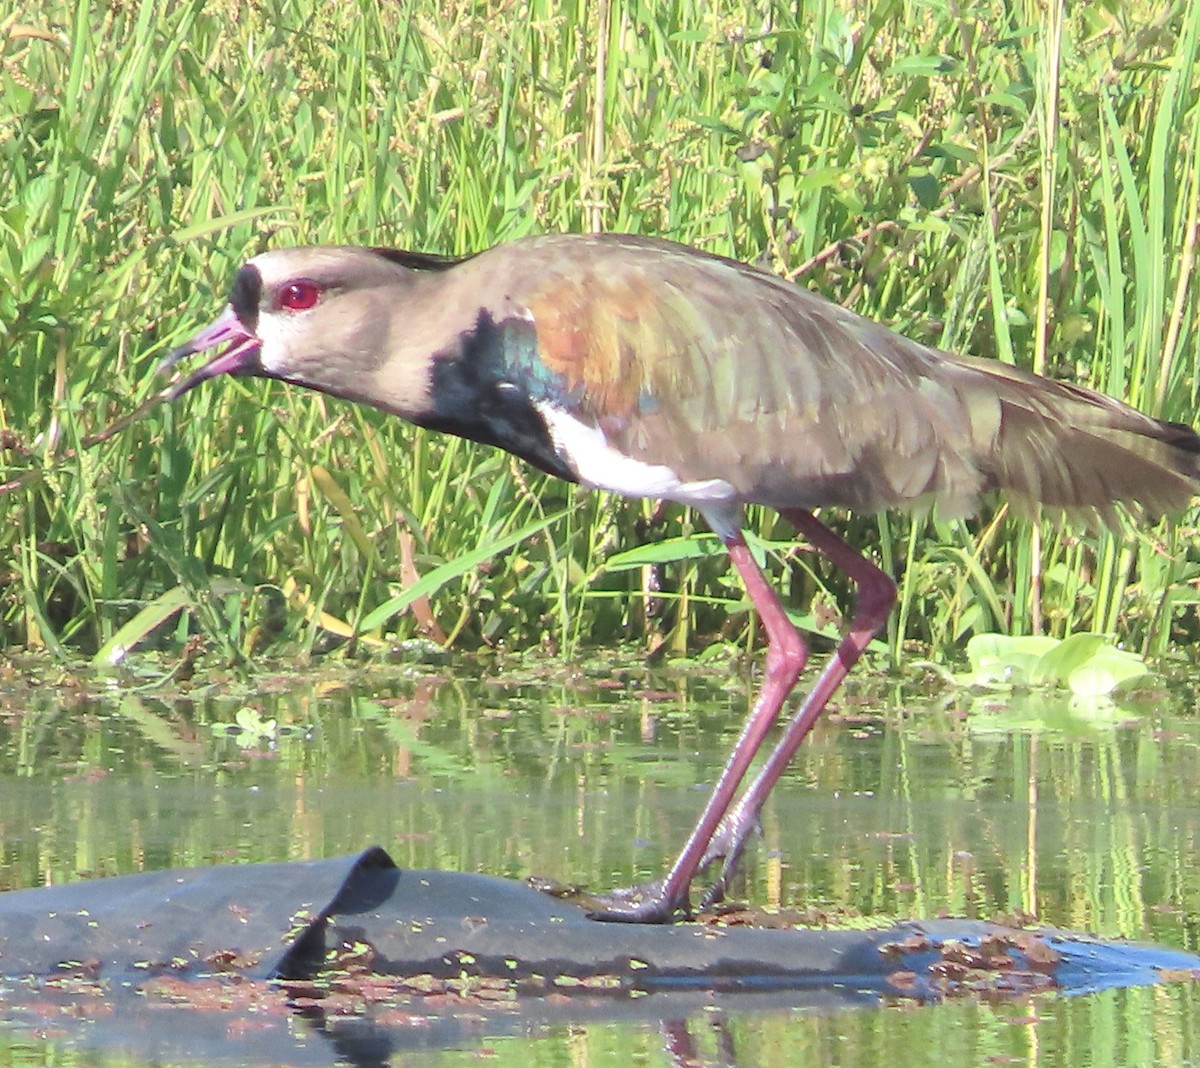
[278,279,321,311]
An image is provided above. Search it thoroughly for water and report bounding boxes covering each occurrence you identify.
[0,652,1198,1065]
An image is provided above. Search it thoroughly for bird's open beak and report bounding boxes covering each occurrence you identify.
[157,306,263,400]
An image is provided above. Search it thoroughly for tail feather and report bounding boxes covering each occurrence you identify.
[974,364,1200,521]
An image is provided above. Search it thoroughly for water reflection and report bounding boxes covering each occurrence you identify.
[0,654,1197,1065]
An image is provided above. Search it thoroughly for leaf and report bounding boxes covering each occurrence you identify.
[908,172,941,209]
[109,484,243,663]
[19,233,53,276]
[1067,649,1149,697]
[964,632,1149,697]
[357,508,569,633]
[966,633,1059,684]
[690,115,740,136]
[93,585,190,665]
[978,90,1029,115]
[886,54,957,78]
[309,465,378,563]
[281,577,387,646]
[794,167,847,194]
[1031,632,1106,686]
[603,534,725,570]
[170,206,291,243]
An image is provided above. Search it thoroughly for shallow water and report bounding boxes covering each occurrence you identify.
[0,652,1198,1065]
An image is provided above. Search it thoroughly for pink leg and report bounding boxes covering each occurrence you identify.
[697,508,896,908]
[587,527,808,922]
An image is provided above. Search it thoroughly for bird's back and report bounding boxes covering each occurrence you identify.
[455,234,1199,520]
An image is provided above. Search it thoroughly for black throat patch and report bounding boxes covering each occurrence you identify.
[421,311,577,484]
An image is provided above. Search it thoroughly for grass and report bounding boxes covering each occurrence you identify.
[1,0,1198,666]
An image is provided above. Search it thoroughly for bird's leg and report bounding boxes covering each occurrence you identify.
[697,508,896,910]
[585,529,809,922]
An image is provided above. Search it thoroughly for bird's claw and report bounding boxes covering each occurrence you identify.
[695,811,762,911]
[530,874,692,923]
[583,878,693,923]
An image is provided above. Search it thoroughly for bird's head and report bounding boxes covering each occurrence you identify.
[160,246,465,407]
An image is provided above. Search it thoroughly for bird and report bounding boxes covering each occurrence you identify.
[160,232,1200,922]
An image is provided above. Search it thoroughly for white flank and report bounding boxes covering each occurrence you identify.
[535,402,738,517]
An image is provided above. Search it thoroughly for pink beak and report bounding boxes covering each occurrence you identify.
[158,305,263,400]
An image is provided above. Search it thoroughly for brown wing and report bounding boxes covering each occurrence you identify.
[501,234,1199,518]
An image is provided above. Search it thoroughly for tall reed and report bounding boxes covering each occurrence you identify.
[2,0,1197,664]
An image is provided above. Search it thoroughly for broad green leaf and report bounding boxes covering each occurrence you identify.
[966,634,1060,683]
[1068,649,1149,697]
[93,585,190,665]
[1031,632,1107,686]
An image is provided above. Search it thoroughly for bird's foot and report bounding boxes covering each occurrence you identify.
[584,878,693,923]
[695,811,761,912]
[529,874,692,923]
